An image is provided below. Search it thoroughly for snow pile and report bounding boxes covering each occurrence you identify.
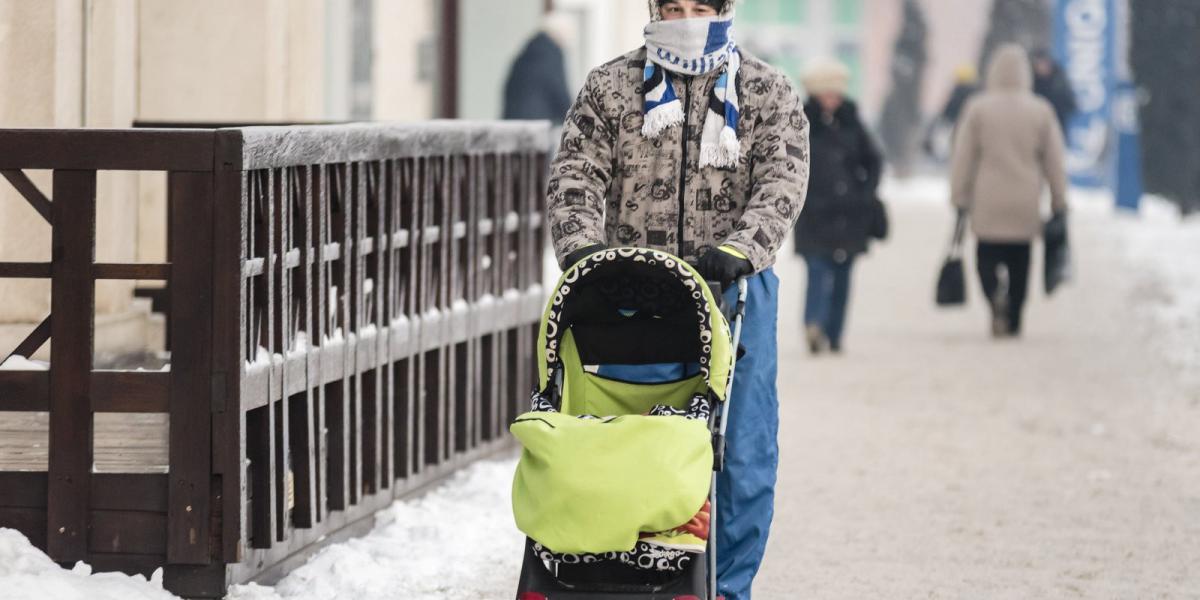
[0,355,48,371]
[0,458,522,600]
[247,346,276,369]
[1117,195,1200,370]
[1062,186,1200,379]
[0,528,175,600]
[229,456,522,600]
[287,332,310,360]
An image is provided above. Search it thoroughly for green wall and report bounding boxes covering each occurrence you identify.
[737,0,864,98]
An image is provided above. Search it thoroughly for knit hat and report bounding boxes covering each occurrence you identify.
[648,0,734,20]
[954,63,978,84]
[802,58,851,95]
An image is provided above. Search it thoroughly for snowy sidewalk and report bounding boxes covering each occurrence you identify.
[758,180,1200,597]
[2,180,1197,599]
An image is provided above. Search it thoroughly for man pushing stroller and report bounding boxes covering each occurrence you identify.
[545,1,810,597]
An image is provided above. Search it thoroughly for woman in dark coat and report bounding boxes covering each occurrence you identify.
[793,59,883,354]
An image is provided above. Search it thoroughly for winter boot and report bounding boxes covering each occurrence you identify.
[990,295,1010,337]
[991,267,1012,337]
[806,323,829,354]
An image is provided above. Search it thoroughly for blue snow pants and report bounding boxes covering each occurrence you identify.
[597,269,780,600]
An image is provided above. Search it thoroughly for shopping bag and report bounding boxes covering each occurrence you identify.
[869,196,890,241]
[936,213,967,306]
[936,257,966,305]
[1044,213,1071,294]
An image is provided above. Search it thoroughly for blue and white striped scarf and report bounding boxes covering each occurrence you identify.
[642,14,741,169]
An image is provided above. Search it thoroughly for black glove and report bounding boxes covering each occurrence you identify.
[563,243,607,269]
[696,247,753,289]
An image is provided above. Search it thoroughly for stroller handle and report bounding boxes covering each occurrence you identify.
[717,276,748,412]
[710,275,748,469]
[709,275,749,600]
[705,277,750,315]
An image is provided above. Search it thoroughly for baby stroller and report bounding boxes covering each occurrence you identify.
[512,247,749,600]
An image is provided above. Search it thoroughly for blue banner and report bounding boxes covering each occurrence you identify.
[1054,0,1116,188]
[1111,0,1141,211]
[1113,82,1142,211]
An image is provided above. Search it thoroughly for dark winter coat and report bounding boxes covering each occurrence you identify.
[1033,65,1077,135]
[793,99,882,258]
[503,33,574,124]
[940,83,979,124]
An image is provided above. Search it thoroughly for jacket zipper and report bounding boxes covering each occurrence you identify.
[678,77,691,257]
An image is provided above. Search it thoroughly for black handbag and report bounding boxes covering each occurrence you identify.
[1044,212,1071,295]
[868,196,889,240]
[936,213,968,306]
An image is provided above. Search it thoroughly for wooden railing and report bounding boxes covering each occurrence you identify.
[0,122,548,597]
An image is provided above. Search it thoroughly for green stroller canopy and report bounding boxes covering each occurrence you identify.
[536,247,734,402]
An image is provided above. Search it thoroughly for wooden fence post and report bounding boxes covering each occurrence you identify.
[168,171,215,564]
[46,169,96,563]
[213,130,247,562]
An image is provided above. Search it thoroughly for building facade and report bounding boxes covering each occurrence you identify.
[0,0,440,362]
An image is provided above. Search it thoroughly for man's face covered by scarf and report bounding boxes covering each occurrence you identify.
[641,0,742,168]
[650,0,730,21]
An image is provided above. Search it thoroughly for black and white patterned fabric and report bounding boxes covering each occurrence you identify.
[530,389,557,413]
[530,389,710,422]
[647,394,711,421]
[532,541,693,573]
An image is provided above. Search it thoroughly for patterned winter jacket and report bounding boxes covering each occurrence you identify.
[546,48,810,271]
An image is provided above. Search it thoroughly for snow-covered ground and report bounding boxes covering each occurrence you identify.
[759,180,1200,597]
[1,180,1197,599]
[0,458,523,600]
[0,528,177,600]
[227,459,522,600]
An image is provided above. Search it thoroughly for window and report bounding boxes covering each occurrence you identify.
[740,0,808,25]
[324,0,374,120]
[834,42,862,97]
[779,0,807,24]
[834,0,862,26]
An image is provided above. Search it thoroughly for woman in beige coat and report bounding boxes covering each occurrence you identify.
[950,44,1068,336]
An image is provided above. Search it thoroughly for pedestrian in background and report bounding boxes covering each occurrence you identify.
[794,58,883,355]
[923,63,979,160]
[950,44,1068,337]
[1030,49,1077,137]
[502,12,575,125]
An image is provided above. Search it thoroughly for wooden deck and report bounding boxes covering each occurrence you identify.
[0,411,167,472]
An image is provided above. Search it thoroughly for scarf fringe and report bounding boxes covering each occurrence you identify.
[642,15,740,170]
[699,126,741,169]
[642,101,684,138]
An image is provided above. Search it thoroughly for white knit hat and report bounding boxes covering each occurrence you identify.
[802,58,851,95]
